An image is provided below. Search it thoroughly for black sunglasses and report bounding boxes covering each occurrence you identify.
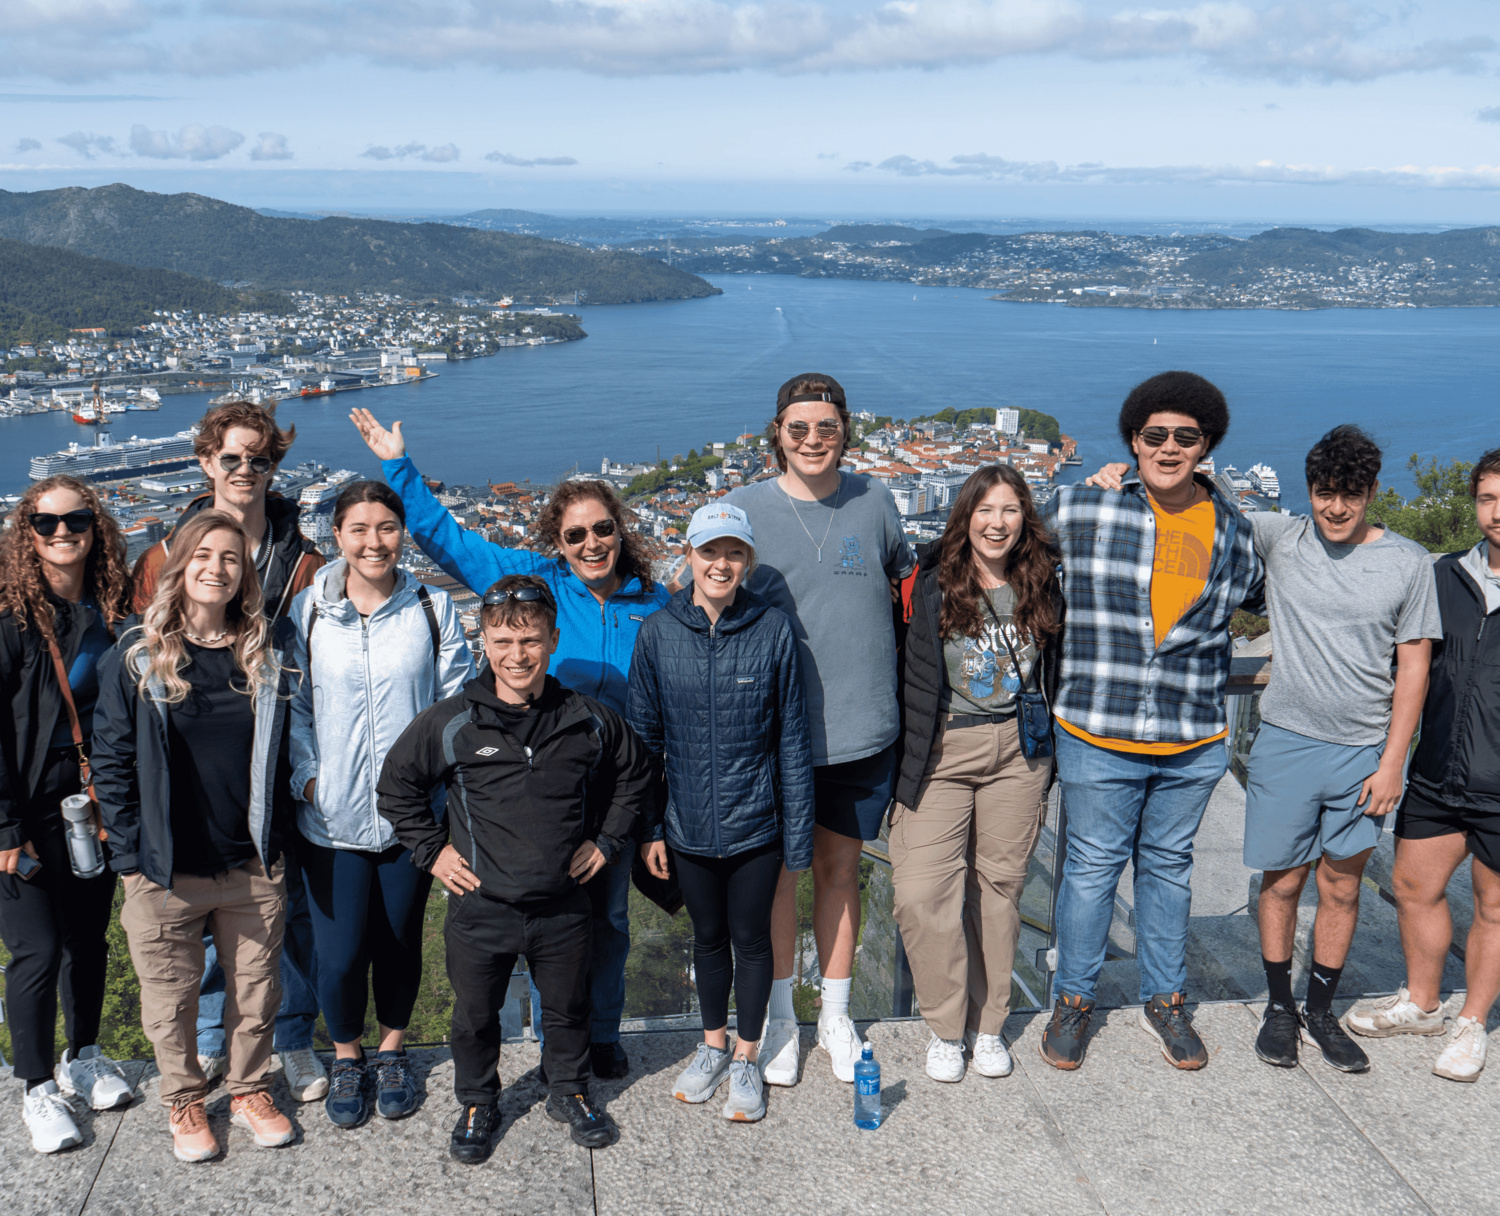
[29,509,94,536]
[482,585,556,610]
[1137,426,1205,449]
[217,453,274,475]
[560,519,617,547]
[781,418,842,443]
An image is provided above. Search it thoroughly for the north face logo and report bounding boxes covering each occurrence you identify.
[475,746,500,757]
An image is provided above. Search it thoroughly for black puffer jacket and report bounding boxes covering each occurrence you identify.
[627,586,814,870]
[0,593,114,852]
[1408,552,1500,809]
[895,541,1063,808]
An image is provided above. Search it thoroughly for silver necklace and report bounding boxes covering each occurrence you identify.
[253,515,273,574]
[781,474,844,563]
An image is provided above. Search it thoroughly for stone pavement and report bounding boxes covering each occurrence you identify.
[5,1002,1496,1216]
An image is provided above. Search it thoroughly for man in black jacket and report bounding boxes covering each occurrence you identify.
[1345,449,1500,1082]
[378,574,652,1163]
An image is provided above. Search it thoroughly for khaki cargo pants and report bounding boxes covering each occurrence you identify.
[890,717,1052,1040]
[119,857,286,1107]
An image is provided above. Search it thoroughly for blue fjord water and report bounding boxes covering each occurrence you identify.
[6,274,1499,510]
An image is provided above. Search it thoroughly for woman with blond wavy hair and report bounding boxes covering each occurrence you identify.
[0,475,134,1153]
[92,509,300,1165]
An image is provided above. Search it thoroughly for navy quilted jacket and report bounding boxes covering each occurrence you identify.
[627,586,814,870]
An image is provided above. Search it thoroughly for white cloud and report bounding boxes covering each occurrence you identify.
[361,141,461,162]
[14,137,41,151]
[484,151,578,166]
[130,122,245,160]
[250,131,292,160]
[56,130,119,158]
[1479,106,1500,124]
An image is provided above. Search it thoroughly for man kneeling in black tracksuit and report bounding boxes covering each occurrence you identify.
[377,574,653,1163]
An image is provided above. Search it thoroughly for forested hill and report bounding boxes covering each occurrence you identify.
[0,184,720,304]
[0,238,273,343]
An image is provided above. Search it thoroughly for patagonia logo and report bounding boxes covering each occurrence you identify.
[736,676,755,684]
[629,614,646,622]
[475,746,500,757]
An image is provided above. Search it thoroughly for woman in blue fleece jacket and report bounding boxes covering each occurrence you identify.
[629,502,814,1125]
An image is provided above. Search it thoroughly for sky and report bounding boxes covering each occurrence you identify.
[2,1,1500,225]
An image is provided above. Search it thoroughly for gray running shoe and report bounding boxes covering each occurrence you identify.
[672,1043,730,1104]
[721,1058,766,1123]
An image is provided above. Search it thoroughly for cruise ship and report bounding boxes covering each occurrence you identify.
[1247,463,1281,499]
[29,430,198,482]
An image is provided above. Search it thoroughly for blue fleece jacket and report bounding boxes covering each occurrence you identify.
[383,454,670,715]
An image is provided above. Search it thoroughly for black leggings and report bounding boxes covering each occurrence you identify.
[0,749,118,1082]
[672,840,783,1043]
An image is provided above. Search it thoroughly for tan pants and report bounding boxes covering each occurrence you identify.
[119,857,286,1107]
[890,718,1051,1040]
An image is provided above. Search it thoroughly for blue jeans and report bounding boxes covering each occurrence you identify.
[1053,730,1228,1004]
[530,857,631,1048]
[197,850,320,1056]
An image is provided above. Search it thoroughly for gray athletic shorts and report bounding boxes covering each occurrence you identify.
[1243,722,1385,871]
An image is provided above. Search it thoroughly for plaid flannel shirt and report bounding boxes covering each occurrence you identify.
[1040,474,1265,745]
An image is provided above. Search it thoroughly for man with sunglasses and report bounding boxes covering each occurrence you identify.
[130,398,328,1104]
[1037,371,1265,1074]
[351,406,670,1079]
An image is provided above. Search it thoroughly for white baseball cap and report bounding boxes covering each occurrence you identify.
[686,502,755,549]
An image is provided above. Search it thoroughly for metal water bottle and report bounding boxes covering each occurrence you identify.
[60,794,105,879]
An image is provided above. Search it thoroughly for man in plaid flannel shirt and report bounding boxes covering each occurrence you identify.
[1037,371,1265,1074]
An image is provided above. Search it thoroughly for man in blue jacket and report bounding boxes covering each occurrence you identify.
[352,407,669,1078]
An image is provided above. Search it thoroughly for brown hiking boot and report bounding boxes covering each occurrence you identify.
[229,1090,295,1147]
[1040,994,1096,1070]
[1140,992,1208,1070]
[170,1099,220,1163]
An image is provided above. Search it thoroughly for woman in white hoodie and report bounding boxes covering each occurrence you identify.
[289,481,473,1129]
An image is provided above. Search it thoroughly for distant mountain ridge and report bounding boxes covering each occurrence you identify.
[0,184,720,305]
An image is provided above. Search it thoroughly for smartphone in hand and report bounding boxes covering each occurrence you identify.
[14,852,41,882]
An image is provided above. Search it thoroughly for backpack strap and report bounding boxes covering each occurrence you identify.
[416,585,441,665]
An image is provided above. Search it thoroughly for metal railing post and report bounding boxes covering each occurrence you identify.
[892,928,915,1018]
[1042,792,1068,1008]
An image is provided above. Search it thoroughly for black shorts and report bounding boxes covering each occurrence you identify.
[813,743,898,842]
[1395,785,1500,873]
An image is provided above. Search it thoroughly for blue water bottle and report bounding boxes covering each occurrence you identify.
[853,1040,881,1129]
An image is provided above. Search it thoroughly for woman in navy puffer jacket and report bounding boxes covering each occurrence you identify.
[629,502,813,1123]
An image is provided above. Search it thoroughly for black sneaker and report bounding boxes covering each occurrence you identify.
[1140,992,1208,1070]
[324,1057,367,1129]
[449,1103,501,1164]
[1255,1002,1302,1068]
[546,1091,616,1148]
[372,1049,418,1120]
[1039,994,1096,1071]
[1301,1006,1371,1073]
[589,1041,629,1080]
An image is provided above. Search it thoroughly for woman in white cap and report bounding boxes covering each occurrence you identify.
[628,502,815,1123]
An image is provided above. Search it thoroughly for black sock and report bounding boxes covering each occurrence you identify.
[1306,961,1343,1014]
[1263,957,1295,1010]
[24,1078,48,1094]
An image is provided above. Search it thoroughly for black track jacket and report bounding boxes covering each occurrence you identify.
[377,672,652,904]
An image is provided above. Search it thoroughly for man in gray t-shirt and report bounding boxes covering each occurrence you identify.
[1241,426,1440,1075]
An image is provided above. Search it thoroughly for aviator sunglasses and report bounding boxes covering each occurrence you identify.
[482,585,557,610]
[29,509,95,536]
[560,519,617,546]
[781,418,842,443]
[217,453,275,475]
[1137,426,1205,449]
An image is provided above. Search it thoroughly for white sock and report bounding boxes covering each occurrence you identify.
[820,976,852,1019]
[768,977,795,1023]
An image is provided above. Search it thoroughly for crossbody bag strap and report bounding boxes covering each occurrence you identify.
[981,590,1047,710]
[44,635,106,839]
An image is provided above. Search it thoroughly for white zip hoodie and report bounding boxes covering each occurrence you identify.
[288,562,474,851]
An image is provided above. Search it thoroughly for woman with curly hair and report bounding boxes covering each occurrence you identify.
[350,406,669,1076]
[891,464,1063,1085]
[0,475,134,1153]
[91,510,300,1164]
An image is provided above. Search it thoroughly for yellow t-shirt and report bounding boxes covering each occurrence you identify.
[1058,492,1226,756]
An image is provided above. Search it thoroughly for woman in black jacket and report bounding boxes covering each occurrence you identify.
[92,509,299,1165]
[630,502,814,1125]
[0,475,134,1152]
[892,464,1062,1086]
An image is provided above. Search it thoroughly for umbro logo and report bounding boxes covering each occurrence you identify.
[475,746,500,756]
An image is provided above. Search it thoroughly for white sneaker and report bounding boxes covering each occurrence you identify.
[278,1048,329,1102]
[1344,986,1447,1039]
[1433,1015,1489,1083]
[55,1045,133,1111]
[967,1030,1014,1078]
[817,1011,862,1083]
[759,1018,801,1087]
[198,1053,228,1084]
[925,1034,966,1083]
[22,1081,82,1154]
